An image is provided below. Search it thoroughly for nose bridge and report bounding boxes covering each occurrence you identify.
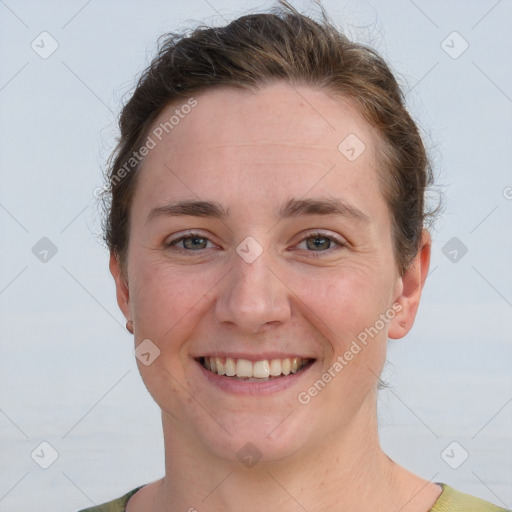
[215,244,290,332]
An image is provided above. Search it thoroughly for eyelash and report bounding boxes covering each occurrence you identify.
[297,231,346,256]
[165,230,346,256]
[165,231,216,251]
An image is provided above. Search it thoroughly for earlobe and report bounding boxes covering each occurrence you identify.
[109,251,131,321]
[388,230,431,340]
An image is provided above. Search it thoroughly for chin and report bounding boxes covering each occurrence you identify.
[210,409,323,463]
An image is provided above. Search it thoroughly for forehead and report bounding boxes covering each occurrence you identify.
[132,82,386,220]
[149,83,378,157]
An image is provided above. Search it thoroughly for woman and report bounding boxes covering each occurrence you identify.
[81,2,509,511]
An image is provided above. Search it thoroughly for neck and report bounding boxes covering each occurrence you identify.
[143,396,436,512]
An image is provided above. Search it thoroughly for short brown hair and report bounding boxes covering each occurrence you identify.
[102,1,435,275]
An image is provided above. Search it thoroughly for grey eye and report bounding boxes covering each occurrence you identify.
[181,236,209,250]
[305,235,334,251]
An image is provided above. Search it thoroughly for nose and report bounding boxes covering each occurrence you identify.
[214,250,291,334]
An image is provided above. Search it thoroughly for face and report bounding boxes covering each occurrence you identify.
[111,82,429,463]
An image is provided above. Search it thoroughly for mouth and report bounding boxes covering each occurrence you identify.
[196,356,314,382]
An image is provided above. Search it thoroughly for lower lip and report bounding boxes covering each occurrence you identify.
[195,359,315,395]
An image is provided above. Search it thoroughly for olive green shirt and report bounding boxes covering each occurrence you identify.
[77,483,510,511]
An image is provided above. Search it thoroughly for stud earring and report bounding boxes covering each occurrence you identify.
[126,320,134,334]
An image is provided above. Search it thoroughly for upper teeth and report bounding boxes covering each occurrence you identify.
[202,356,309,378]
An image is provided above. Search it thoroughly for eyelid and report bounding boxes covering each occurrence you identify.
[296,230,347,251]
[164,229,347,253]
[302,229,345,242]
[164,230,217,248]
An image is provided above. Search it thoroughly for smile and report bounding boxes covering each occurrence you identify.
[198,356,313,380]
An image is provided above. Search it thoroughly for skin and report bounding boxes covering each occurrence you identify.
[110,82,440,512]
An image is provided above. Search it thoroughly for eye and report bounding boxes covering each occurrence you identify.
[165,231,216,251]
[296,231,345,253]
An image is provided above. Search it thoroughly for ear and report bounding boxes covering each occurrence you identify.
[388,230,431,339]
[109,250,131,322]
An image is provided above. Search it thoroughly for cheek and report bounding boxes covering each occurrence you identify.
[129,256,218,344]
[293,263,393,343]
[300,269,390,408]
[128,260,218,414]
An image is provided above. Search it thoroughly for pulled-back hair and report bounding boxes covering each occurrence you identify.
[102,0,434,275]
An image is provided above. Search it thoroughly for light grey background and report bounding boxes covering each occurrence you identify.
[0,0,511,510]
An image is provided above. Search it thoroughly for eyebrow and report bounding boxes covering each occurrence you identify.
[145,197,370,223]
[277,198,370,222]
[145,200,229,223]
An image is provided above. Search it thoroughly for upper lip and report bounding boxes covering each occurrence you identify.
[194,353,315,362]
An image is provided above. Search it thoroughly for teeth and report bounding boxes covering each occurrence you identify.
[201,356,310,379]
[216,359,226,376]
[269,359,282,376]
[236,358,253,378]
[253,360,270,378]
[225,357,236,377]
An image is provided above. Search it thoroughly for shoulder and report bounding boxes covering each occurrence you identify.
[76,486,145,512]
[431,483,510,512]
